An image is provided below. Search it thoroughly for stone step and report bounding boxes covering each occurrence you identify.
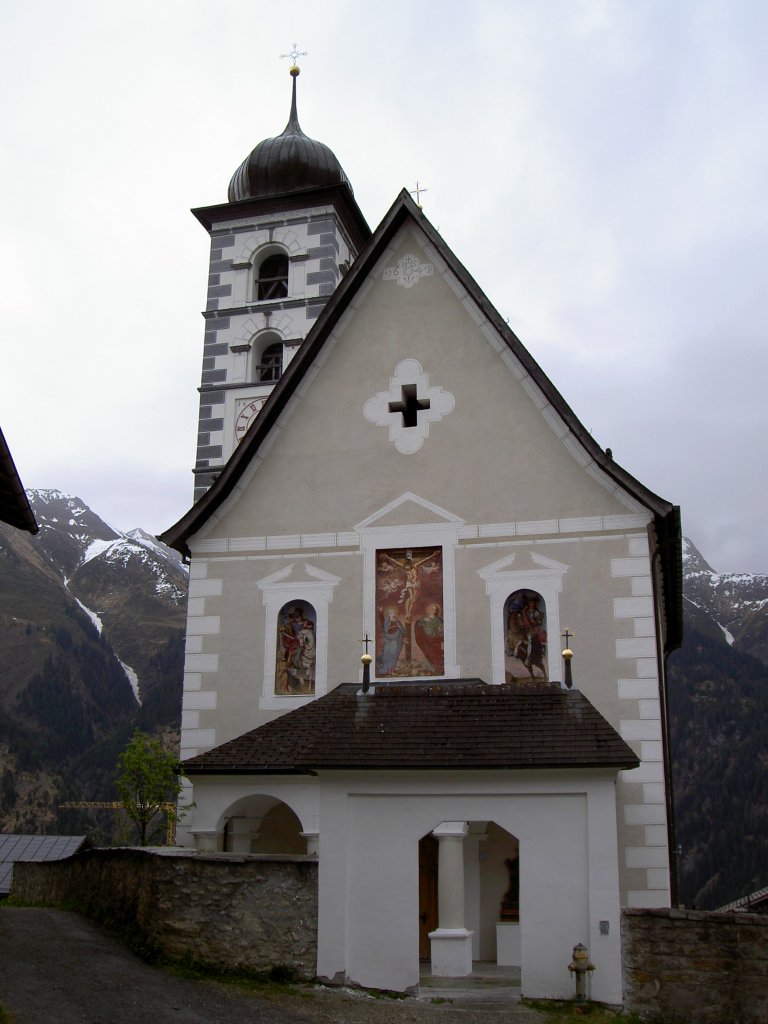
[419,965,522,1001]
[420,975,520,988]
[419,987,521,999]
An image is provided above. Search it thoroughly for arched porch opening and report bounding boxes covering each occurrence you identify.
[418,820,519,971]
[219,794,309,855]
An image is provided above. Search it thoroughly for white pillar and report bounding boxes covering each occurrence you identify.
[464,833,484,960]
[429,821,473,977]
[191,829,218,852]
[301,831,320,856]
[228,816,261,854]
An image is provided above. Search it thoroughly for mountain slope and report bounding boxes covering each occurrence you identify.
[667,539,768,909]
[668,619,768,908]
[0,491,187,837]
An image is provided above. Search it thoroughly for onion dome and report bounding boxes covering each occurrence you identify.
[228,66,353,202]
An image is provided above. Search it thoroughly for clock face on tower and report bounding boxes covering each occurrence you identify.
[235,398,266,443]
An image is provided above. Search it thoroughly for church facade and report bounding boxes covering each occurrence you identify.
[161,67,682,1002]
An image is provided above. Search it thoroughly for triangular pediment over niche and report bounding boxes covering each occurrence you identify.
[355,492,464,531]
[256,563,341,589]
[478,550,570,580]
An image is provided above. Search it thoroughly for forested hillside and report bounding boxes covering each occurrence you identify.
[668,605,768,909]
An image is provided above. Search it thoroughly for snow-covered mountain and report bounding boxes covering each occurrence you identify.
[0,491,188,836]
[26,490,187,706]
[30,490,186,604]
[681,538,768,665]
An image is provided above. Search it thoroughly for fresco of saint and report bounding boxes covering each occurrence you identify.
[504,590,548,684]
[375,547,443,677]
[275,601,317,695]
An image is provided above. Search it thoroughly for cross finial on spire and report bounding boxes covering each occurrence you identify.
[360,632,372,655]
[410,181,429,208]
[280,42,308,71]
[561,627,574,648]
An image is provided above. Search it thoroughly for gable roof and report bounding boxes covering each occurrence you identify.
[0,834,86,894]
[160,189,682,651]
[182,681,639,774]
[0,428,38,534]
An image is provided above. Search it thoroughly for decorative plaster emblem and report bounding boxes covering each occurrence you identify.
[363,359,455,454]
[383,253,433,289]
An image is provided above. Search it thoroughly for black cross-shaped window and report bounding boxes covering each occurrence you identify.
[388,384,431,428]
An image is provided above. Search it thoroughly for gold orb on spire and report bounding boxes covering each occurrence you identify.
[290,65,300,77]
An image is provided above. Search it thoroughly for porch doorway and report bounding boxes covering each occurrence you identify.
[418,821,520,966]
[418,834,438,958]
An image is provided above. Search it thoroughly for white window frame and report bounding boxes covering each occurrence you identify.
[478,552,569,686]
[256,563,340,710]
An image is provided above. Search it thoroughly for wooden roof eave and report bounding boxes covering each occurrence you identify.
[0,428,38,535]
[191,182,372,252]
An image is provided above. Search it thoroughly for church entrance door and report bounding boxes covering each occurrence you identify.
[418,833,439,959]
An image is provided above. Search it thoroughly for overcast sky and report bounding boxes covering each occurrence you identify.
[2,1,766,574]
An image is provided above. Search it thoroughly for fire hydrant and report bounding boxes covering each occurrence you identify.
[568,942,595,1002]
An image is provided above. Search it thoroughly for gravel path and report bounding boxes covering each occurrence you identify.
[0,908,547,1024]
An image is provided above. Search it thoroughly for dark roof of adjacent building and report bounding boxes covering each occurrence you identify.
[161,188,683,654]
[182,681,639,775]
[228,69,353,204]
[0,835,86,894]
[0,427,38,534]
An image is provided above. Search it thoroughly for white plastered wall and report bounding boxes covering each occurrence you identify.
[179,221,671,901]
[315,769,623,1002]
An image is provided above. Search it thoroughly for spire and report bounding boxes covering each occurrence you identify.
[227,58,354,204]
[280,41,306,132]
[285,63,303,135]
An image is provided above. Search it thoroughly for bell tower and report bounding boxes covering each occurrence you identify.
[191,65,370,501]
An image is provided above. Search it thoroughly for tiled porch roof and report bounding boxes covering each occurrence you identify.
[183,681,639,774]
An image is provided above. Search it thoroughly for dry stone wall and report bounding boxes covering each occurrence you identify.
[622,907,768,1024]
[12,848,317,977]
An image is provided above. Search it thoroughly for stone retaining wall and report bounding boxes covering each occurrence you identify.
[13,855,768,1011]
[12,848,317,978]
[622,907,768,1023]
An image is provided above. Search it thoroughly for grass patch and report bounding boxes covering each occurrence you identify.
[1,895,77,911]
[162,958,310,997]
[524,1000,650,1024]
[368,988,409,1000]
[0,1005,16,1024]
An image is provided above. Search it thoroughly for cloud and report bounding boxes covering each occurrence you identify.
[2,0,766,573]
